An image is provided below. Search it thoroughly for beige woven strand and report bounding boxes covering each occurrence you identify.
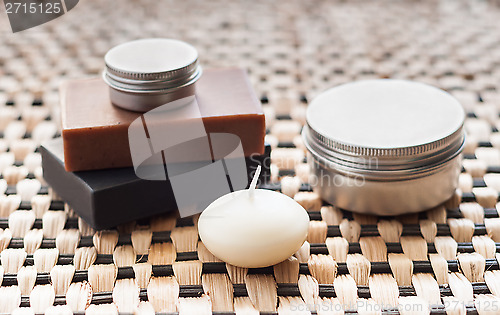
[295,163,311,184]
[441,297,466,314]
[92,230,119,255]
[281,176,301,197]
[444,190,463,211]
[294,192,322,211]
[170,226,199,253]
[50,264,76,295]
[298,274,319,307]
[172,260,203,285]
[149,214,177,232]
[23,229,42,254]
[85,304,118,315]
[339,219,361,243]
[308,221,328,244]
[17,265,36,295]
[135,301,155,315]
[448,273,474,304]
[272,149,304,171]
[0,228,12,252]
[434,236,458,260]
[113,245,136,267]
[33,248,59,272]
[245,274,277,312]
[177,295,212,315]
[316,297,344,315]
[346,253,371,286]
[398,296,430,315]
[226,264,248,284]
[30,284,55,313]
[307,254,337,284]
[333,274,358,307]
[73,247,97,270]
[475,294,500,315]
[425,205,447,224]
[377,220,403,243]
[8,210,35,237]
[368,274,399,308]
[459,202,485,223]
[429,254,449,285]
[325,237,349,262]
[447,218,475,243]
[131,229,152,256]
[356,298,383,315]
[320,206,343,226]
[233,297,259,315]
[148,242,176,265]
[55,229,80,254]
[112,278,140,313]
[273,256,300,284]
[484,218,500,242]
[30,195,50,219]
[472,187,498,209]
[411,273,441,306]
[66,282,92,312]
[472,235,496,258]
[78,218,95,237]
[147,276,179,313]
[484,270,500,297]
[0,195,21,217]
[419,220,437,243]
[388,253,413,286]
[359,237,387,262]
[294,241,310,263]
[0,286,21,313]
[87,264,118,293]
[400,236,428,261]
[277,296,310,315]
[133,262,152,289]
[457,253,486,282]
[44,305,73,315]
[202,273,234,312]
[1,248,27,273]
[42,211,66,239]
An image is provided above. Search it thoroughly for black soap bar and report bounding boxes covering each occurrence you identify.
[41,138,271,230]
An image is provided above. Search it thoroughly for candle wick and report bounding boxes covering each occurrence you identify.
[248,165,261,198]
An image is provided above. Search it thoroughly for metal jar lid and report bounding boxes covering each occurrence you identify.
[303,79,465,180]
[103,38,202,95]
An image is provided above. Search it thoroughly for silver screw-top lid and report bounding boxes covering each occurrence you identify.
[103,38,202,94]
[303,80,465,176]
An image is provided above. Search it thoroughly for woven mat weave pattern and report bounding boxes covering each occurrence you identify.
[1,0,500,314]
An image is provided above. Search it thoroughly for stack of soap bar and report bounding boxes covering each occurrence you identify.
[61,68,266,171]
[43,67,269,229]
[41,138,271,229]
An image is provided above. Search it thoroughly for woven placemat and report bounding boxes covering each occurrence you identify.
[1,0,500,314]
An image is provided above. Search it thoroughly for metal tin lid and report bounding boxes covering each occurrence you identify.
[304,80,465,174]
[103,38,202,94]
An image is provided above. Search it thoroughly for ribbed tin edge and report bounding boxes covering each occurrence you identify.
[102,65,202,94]
[306,121,464,160]
[302,124,465,177]
[105,58,199,82]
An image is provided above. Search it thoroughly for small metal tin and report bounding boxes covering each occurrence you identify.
[103,38,202,112]
[303,80,465,216]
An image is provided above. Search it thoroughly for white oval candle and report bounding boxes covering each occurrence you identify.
[198,166,310,268]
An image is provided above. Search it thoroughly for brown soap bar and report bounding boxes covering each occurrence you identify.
[61,68,266,172]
